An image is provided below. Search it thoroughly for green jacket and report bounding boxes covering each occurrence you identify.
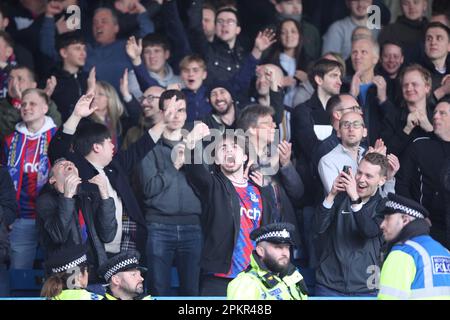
[52,289,103,300]
[0,98,62,141]
[227,252,308,300]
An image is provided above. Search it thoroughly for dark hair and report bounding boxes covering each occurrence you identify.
[425,21,450,38]
[203,1,216,12]
[236,104,275,132]
[362,152,388,177]
[0,3,9,19]
[309,58,344,89]
[73,122,112,157]
[56,31,85,52]
[142,33,171,52]
[9,65,36,83]
[215,130,249,157]
[0,30,13,48]
[264,18,308,72]
[40,263,88,298]
[215,7,240,26]
[158,89,186,111]
[381,40,404,56]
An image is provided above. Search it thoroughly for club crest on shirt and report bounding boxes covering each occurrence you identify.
[249,191,259,203]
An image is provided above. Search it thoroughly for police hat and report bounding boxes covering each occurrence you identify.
[382,193,430,219]
[45,244,87,274]
[98,251,147,283]
[250,222,295,245]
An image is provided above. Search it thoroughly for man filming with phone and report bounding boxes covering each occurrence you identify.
[314,152,398,297]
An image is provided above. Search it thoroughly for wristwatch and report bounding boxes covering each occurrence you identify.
[350,197,362,205]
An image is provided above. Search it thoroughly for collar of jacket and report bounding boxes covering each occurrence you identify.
[387,218,431,253]
[52,67,85,79]
[212,36,243,53]
[249,251,302,288]
[396,15,428,30]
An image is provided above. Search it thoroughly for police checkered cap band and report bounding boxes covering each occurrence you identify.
[104,257,139,282]
[385,200,425,219]
[52,254,87,273]
[256,229,291,243]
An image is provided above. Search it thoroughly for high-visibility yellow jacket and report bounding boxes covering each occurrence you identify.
[227,252,308,300]
[52,289,103,300]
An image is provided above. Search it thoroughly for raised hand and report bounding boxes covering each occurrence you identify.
[89,174,109,199]
[172,142,186,170]
[63,174,82,198]
[249,169,264,187]
[87,67,96,95]
[368,138,387,156]
[373,75,387,103]
[254,28,276,52]
[263,64,283,91]
[119,68,131,100]
[277,141,292,167]
[73,92,98,119]
[340,169,359,201]
[329,174,346,199]
[44,76,57,98]
[126,36,143,65]
[386,154,400,181]
[56,16,71,35]
[186,122,210,148]
[416,111,433,133]
[252,28,276,59]
[128,0,147,14]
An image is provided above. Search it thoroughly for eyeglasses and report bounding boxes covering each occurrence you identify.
[339,120,365,129]
[216,19,237,26]
[139,95,160,104]
[337,106,362,113]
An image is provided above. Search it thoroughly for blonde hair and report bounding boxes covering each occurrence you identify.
[91,81,124,135]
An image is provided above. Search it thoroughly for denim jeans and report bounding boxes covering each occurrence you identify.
[9,219,38,270]
[146,222,202,296]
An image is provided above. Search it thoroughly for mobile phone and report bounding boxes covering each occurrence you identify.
[343,165,351,175]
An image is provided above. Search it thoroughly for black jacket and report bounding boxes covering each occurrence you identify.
[381,104,434,157]
[36,184,117,278]
[396,135,450,248]
[354,85,394,147]
[440,160,450,249]
[51,68,89,123]
[314,193,384,294]
[187,0,247,85]
[291,93,330,206]
[185,146,276,274]
[0,166,17,264]
[48,129,156,254]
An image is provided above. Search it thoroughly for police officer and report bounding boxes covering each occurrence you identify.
[378,193,450,300]
[98,251,151,300]
[227,223,308,300]
[41,244,102,300]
